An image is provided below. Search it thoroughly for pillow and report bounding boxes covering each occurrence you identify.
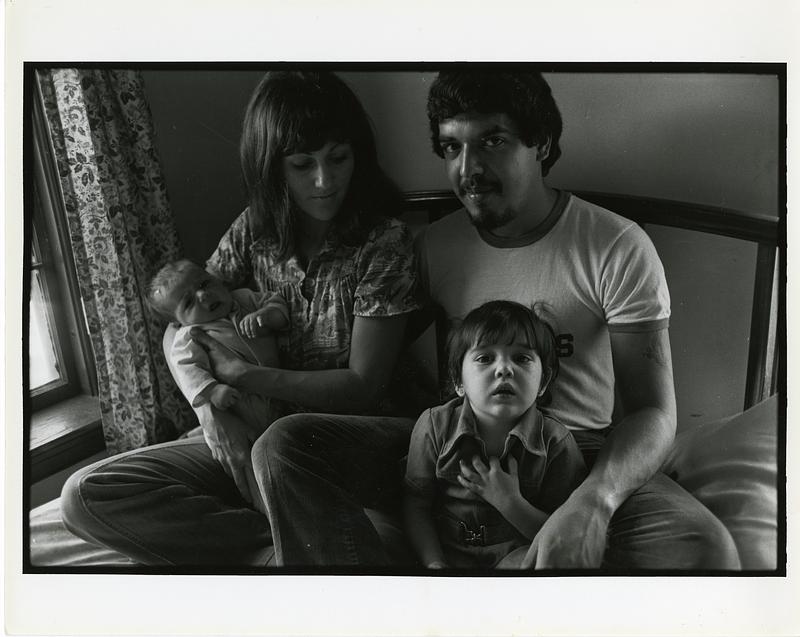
[663,394,779,570]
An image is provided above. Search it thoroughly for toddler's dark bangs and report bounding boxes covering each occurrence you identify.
[469,315,538,352]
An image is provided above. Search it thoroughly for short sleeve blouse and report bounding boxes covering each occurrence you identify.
[206,209,420,372]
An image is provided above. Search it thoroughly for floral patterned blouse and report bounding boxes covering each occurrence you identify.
[206,208,420,375]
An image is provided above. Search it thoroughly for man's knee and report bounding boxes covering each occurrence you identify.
[608,474,742,570]
[687,510,741,570]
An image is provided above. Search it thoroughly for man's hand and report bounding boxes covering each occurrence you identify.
[190,328,250,386]
[199,405,266,514]
[457,456,521,510]
[209,383,241,409]
[522,487,611,569]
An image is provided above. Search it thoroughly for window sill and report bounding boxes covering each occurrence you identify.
[30,394,105,482]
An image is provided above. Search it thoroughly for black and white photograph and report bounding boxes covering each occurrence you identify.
[5,2,798,636]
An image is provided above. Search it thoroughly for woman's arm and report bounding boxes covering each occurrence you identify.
[403,493,448,569]
[191,313,409,414]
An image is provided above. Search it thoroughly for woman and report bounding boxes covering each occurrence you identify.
[61,71,420,567]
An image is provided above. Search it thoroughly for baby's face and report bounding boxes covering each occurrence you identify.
[159,265,233,326]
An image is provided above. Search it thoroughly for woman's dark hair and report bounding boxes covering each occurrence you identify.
[240,71,402,260]
[426,70,563,176]
[446,300,560,406]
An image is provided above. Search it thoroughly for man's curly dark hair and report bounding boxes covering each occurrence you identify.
[426,70,563,176]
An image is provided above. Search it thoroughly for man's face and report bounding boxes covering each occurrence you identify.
[437,112,546,235]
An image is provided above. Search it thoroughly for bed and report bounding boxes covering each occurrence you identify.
[28,190,783,571]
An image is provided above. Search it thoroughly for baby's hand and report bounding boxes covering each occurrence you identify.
[239,311,270,339]
[209,384,241,409]
[457,456,521,511]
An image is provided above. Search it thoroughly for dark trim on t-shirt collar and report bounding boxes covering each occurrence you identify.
[476,189,571,249]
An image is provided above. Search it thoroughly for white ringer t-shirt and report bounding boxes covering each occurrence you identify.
[416,191,670,432]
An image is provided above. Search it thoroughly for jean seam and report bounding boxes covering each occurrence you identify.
[343,513,360,564]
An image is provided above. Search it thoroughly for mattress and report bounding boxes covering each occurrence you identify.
[28,497,136,567]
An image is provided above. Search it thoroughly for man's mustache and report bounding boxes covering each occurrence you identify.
[459,177,499,192]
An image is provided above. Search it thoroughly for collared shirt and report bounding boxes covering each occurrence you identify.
[206,209,420,374]
[405,397,587,540]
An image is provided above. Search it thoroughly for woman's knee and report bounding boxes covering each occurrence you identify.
[251,413,318,467]
[60,465,98,539]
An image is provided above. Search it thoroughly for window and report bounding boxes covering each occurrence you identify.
[28,80,103,481]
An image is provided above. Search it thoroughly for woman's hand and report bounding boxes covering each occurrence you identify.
[190,328,251,386]
[197,403,266,515]
[458,456,522,511]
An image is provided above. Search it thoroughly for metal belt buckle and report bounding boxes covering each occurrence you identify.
[459,522,487,547]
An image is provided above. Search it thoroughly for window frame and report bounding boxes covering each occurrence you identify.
[27,77,103,483]
[28,77,98,412]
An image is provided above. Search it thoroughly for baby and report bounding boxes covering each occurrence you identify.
[404,300,587,569]
[148,259,288,428]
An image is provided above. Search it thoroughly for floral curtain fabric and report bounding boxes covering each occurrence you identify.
[37,68,195,453]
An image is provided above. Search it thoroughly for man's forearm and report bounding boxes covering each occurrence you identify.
[578,406,675,513]
[592,328,677,512]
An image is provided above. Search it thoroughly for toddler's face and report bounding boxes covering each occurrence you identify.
[158,265,233,326]
[460,336,545,427]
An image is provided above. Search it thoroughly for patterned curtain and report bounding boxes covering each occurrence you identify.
[37,68,195,454]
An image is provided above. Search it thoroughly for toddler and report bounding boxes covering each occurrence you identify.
[148,259,289,429]
[404,300,587,569]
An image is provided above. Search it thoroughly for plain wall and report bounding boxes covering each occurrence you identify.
[142,69,780,425]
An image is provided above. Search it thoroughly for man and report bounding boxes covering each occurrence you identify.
[417,70,740,569]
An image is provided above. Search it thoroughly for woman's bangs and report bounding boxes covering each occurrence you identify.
[280,103,351,155]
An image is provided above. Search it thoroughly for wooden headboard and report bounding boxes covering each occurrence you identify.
[402,189,781,412]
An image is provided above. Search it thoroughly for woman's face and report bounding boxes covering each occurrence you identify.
[282,141,355,223]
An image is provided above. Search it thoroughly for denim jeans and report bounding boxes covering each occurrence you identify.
[60,418,738,569]
[570,430,740,570]
[252,413,416,566]
[60,413,416,567]
[60,437,275,565]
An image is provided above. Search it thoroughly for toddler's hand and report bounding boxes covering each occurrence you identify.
[210,384,241,409]
[457,455,521,511]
